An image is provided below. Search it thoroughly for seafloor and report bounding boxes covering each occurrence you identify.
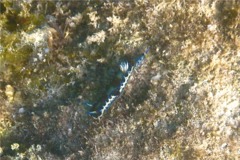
[0,0,239,159]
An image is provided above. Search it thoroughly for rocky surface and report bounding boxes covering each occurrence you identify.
[0,0,239,159]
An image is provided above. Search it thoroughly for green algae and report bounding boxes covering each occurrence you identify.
[1,0,45,31]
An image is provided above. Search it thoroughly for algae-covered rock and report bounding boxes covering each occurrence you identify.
[0,0,239,159]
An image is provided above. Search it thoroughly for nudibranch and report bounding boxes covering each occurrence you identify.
[86,48,149,118]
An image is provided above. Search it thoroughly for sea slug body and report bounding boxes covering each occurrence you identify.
[87,48,149,118]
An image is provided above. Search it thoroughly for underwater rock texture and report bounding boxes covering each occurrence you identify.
[0,0,239,159]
